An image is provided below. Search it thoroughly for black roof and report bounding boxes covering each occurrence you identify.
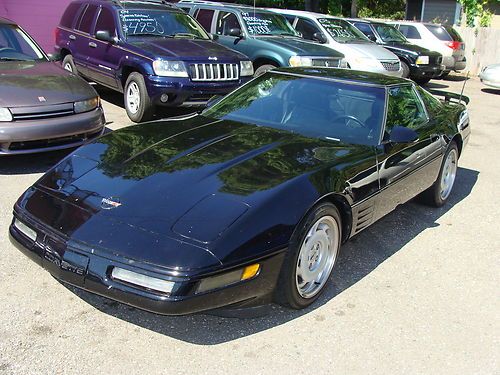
[272,67,410,87]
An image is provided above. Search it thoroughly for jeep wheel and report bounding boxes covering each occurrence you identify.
[124,72,154,123]
[62,55,77,73]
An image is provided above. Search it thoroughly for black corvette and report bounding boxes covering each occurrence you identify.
[9,68,470,315]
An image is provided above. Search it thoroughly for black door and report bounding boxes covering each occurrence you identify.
[375,84,443,220]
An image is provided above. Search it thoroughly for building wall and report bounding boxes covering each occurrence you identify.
[422,0,460,24]
[0,0,72,53]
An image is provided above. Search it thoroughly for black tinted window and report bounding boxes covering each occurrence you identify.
[354,22,376,40]
[195,9,214,31]
[386,85,427,131]
[216,11,241,35]
[60,2,82,28]
[399,25,421,39]
[425,25,452,41]
[77,4,98,33]
[445,26,463,41]
[203,73,386,146]
[295,18,320,40]
[95,7,116,36]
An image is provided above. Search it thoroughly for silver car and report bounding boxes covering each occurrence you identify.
[479,64,500,89]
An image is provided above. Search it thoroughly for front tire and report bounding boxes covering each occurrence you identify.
[414,77,431,85]
[276,203,342,309]
[124,72,154,123]
[421,142,459,207]
[401,61,410,78]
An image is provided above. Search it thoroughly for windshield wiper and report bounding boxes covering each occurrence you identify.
[170,33,205,39]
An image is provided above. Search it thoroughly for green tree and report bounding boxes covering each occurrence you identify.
[459,0,494,27]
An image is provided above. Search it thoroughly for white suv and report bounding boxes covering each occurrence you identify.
[268,9,403,77]
[388,21,466,77]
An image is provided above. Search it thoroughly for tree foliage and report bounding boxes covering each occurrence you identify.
[458,0,493,27]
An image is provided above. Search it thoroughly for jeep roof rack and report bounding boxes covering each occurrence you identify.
[178,0,258,9]
[111,0,179,8]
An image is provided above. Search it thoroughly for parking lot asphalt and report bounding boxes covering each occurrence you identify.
[0,76,498,375]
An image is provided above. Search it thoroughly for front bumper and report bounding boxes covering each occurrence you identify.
[0,107,105,155]
[479,71,500,89]
[9,214,286,316]
[145,75,252,107]
[409,63,445,79]
[442,55,466,71]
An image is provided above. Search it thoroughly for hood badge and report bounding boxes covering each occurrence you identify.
[101,197,122,210]
[38,96,47,102]
[208,56,218,61]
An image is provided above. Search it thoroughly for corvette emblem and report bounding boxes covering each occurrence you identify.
[38,96,47,102]
[208,56,218,61]
[101,197,122,210]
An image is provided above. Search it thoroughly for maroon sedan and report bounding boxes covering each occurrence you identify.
[0,17,105,155]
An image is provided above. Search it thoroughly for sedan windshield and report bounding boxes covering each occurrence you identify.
[0,24,45,61]
[203,72,386,146]
[374,24,407,43]
[119,9,209,39]
[240,11,298,36]
[318,18,369,43]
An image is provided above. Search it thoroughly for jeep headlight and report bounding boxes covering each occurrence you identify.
[153,60,188,77]
[340,58,349,69]
[74,97,99,114]
[289,55,313,67]
[240,60,254,76]
[0,107,13,122]
[416,55,429,65]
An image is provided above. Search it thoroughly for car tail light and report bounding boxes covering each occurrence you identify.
[54,27,60,42]
[445,41,462,50]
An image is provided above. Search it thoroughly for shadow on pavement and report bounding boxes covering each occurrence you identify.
[62,166,479,345]
[425,82,450,90]
[442,75,469,82]
[481,88,500,95]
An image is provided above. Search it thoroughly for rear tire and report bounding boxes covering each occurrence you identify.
[124,72,154,123]
[62,54,77,73]
[420,142,459,207]
[401,61,410,78]
[275,202,342,309]
[254,64,277,77]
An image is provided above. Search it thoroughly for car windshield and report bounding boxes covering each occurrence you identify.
[0,24,45,62]
[240,11,298,36]
[374,24,407,43]
[318,18,369,43]
[119,9,209,39]
[203,72,386,146]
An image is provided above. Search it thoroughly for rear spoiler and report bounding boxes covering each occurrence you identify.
[428,89,470,105]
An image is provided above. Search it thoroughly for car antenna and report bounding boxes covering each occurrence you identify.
[253,0,256,17]
[459,71,469,104]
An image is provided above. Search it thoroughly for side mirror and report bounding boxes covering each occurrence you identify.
[210,33,219,41]
[48,53,62,62]
[312,32,327,44]
[367,34,377,42]
[228,28,243,38]
[206,95,223,108]
[388,126,418,143]
[95,30,115,43]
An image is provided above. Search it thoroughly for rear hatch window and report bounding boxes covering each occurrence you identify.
[425,24,452,41]
[444,26,463,42]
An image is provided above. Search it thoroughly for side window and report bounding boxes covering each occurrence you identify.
[60,3,82,28]
[398,25,421,39]
[295,18,320,40]
[285,15,296,25]
[95,7,116,36]
[77,4,98,34]
[354,22,375,40]
[416,86,442,113]
[195,8,214,31]
[216,11,241,35]
[386,85,427,131]
[178,7,191,13]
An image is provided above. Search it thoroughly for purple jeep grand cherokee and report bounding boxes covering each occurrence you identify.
[55,0,253,122]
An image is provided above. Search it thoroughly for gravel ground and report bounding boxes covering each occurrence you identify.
[0,76,498,375]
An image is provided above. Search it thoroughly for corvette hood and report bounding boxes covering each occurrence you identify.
[0,61,97,107]
[128,38,246,61]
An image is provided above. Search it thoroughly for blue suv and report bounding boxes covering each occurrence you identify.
[56,0,254,122]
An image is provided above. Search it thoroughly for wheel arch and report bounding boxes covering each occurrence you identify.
[253,56,281,70]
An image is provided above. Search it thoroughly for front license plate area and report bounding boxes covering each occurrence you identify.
[39,236,89,286]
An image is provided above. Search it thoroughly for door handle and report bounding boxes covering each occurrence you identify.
[89,42,97,48]
[69,34,76,40]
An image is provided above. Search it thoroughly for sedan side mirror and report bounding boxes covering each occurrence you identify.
[95,30,115,43]
[210,33,219,41]
[388,126,419,143]
[48,53,62,62]
[229,28,243,38]
[313,32,327,44]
